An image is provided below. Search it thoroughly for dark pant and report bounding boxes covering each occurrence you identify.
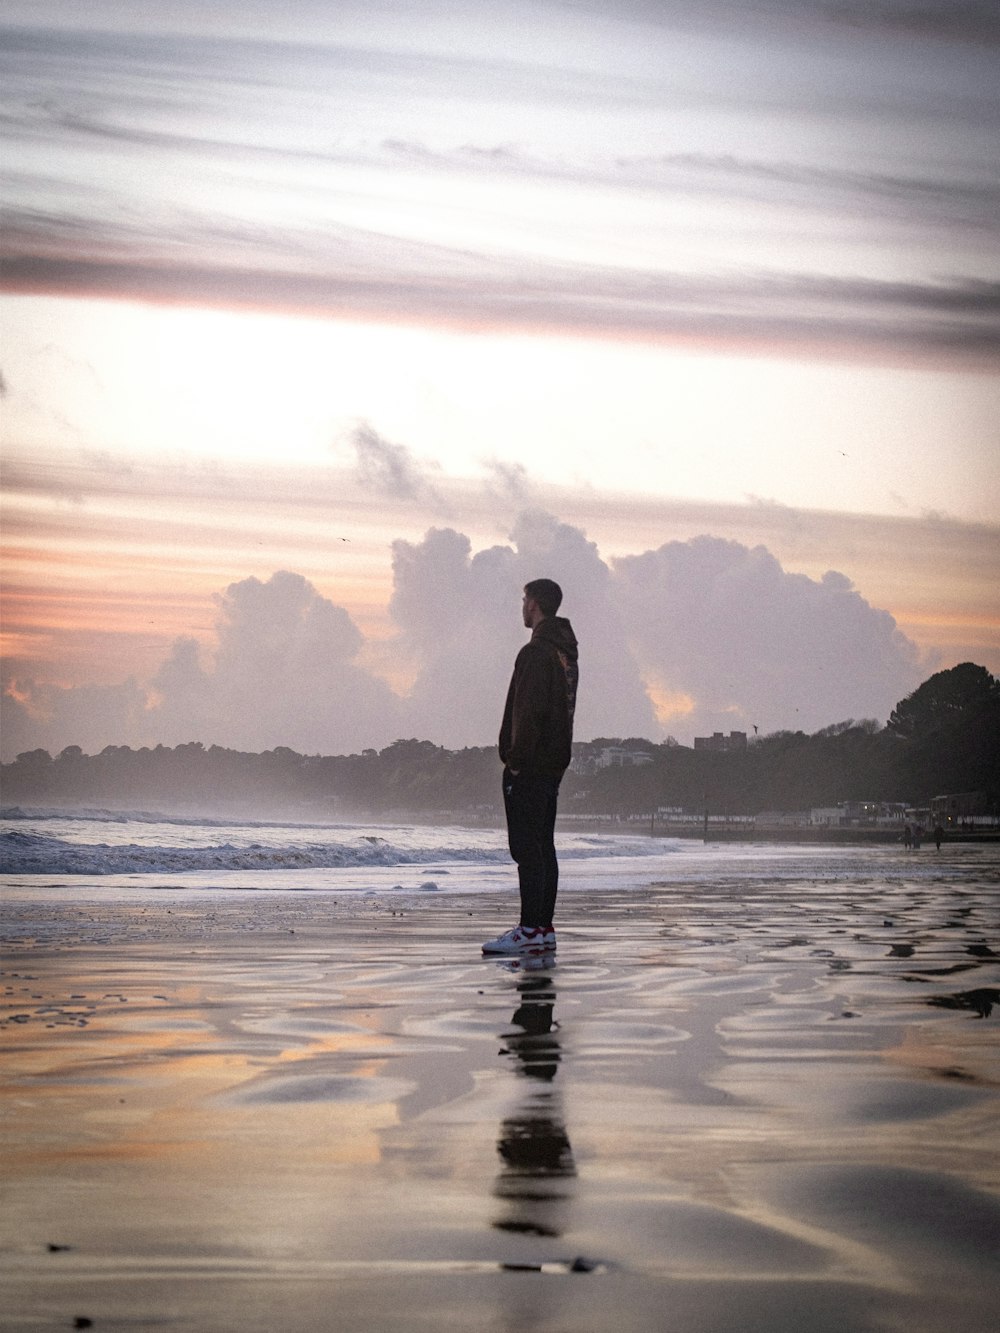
[503,768,561,928]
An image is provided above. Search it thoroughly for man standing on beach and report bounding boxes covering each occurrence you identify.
[483,579,578,956]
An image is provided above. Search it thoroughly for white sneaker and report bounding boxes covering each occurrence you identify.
[482,925,555,955]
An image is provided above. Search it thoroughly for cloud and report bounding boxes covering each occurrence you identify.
[4,441,995,737]
[0,676,150,759]
[5,228,997,361]
[350,421,443,504]
[388,511,659,747]
[0,513,950,761]
[3,571,404,757]
[387,526,521,745]
[3,7,997,365]
[808,1,1000,45]
[483,459,531,505]
[575,0,1000,46]
[150,571,403,752]
[614,152,1000,232]
[613,535,923,735]
[506,510,659,741]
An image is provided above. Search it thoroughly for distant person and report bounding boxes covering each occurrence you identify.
[483,579,579,956]
[903,824,912,850]
[934,823,944,851]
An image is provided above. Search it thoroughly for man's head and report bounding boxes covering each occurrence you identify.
[522,578,563,628]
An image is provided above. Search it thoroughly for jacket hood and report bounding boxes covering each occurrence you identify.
[532,615,578,660]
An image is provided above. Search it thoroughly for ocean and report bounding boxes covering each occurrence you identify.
[3,805,997,905]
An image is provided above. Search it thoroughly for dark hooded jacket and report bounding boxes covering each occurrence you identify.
[499,616,579,776]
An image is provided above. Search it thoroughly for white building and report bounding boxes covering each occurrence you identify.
[596,746,654,769]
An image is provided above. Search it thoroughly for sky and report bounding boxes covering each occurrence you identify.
[1,0,999,761]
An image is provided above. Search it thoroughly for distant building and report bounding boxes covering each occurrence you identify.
[569,742,655,774]
[811,801,909,827]
[810,806,843,827]
[930,791,989,823]
[595,746,654,769]
[693,731,747,752]
[875,803,909,826]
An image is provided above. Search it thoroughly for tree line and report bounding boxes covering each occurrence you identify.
[3,663,998,820]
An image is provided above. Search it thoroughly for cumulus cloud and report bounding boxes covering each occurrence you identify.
[1,517,927,760]
[150,571,403,752]
[613,535,923,736]
[388,526,522,744]
[2,572,403,758]
[388,510,658,746]
[0,676,150,759]
[506,510,658,741]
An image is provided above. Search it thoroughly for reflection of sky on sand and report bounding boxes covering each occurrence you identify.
[2,851,999,1331]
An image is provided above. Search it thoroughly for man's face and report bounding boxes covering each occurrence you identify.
[522,593,538,628]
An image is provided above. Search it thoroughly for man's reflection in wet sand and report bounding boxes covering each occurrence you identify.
[492,959,576,1238]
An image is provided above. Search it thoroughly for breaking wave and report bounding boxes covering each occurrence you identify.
[0,820,678,877]
[0,830,513,876]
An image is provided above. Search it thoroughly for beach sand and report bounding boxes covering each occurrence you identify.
[2,869,999,1332]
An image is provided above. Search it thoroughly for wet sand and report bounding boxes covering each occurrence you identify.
[2,863,999,1332]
